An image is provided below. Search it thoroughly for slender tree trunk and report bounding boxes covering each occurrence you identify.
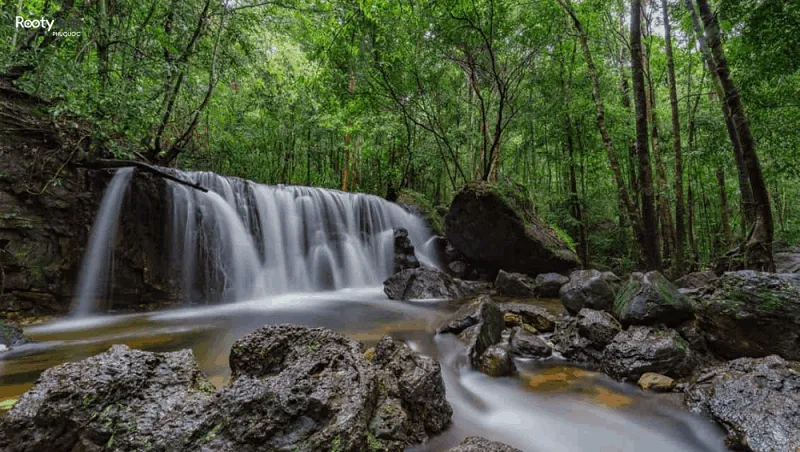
[342,72,355,191]
[662,0,686,274]
[631,0,662,270]
[688,172,699,267]
[717,168,734,247]
[695,0,774,270]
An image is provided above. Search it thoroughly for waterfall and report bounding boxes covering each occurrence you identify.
[74,168,440,314]
[73,168,135,315]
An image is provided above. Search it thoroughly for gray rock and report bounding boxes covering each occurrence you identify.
[559,269,616,315]
[384,267,466,300]
[392,228,420,274]
[477,345,515,377]
[497,302,557,332]
[534,272,569,298]
[551,309,620,368]
[685,355,800,452]
[614,271,694,327]
[774,243,800,273]
[602,326,695,381]
[437,295,505,371]
[494,270,537,297]
[697,270,800,360]
[0,319,29,350]
[674,271,718,290]
[447,436,523,452]
[509,327,552,358]
[575,308,622,346]
[448,261,468,278]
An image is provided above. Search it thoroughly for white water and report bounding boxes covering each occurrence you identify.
[72,168,134,316]
[74,168,440,314]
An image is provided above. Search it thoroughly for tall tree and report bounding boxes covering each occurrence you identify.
[631,0,661,270]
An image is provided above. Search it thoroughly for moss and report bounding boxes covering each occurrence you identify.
[331,435,342,452]
[614,279,639,315]
[758,291,785,310]
[308,342,319,352]
[202,422,225,443]
[655,279,678,306]
[0,398,17,411]
[551,224,577,253]
[396,189,443,235]
[363,347,375,362]
[367,431,385,451]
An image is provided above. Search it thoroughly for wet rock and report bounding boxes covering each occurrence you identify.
[392,228,420,274]
[685,355,800,452]
[503,312,523,327]
[437,296,505,370]
[614,271,694,327]
[551,309,620,367]
[637,373,675,392]
[559,269,616,315]
[534,272,569,298]
[602,326,695,382]
[447,436,523,452]
[384,267,466,300]
[444,181,579,276]
[675,319,707,353]
[773,242,800,274]
[674,271,718,290]
[697,270,800,360]
[477,345,515,377]
[509,327,552,358]
[494,270,537,297]
[448,261,469,278]
[0,319,29,350]
[496,302,557,332]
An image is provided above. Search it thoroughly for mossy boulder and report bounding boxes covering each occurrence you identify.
[396,190,443,235]
[602,326,695,381]
[444,182,579,277]
[613,271,694,327]
[697,270,800,361]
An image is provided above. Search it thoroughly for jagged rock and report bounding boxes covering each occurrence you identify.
[437,295,505,370]
[551,309,620,367]
[444,181,579,277]
[447,436,523,452]
[477,345,515,377]
[496,302,557,332]
[637,373,675,392]
[384,267,466,300]
[685,355,800,452]
[602,326,695,382]
[509,327,552,358]
[559,269,616,315]
[697,270,800,360]
[494,270,537,297]
[534,272,569,298]
[0,319,30,351]
[674,271,718,290]
[675,319,707,353]
[614,271,694,327]
[392,228,420,274]
[0,325,453,452]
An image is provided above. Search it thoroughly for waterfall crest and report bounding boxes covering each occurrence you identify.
[74,168,440,314]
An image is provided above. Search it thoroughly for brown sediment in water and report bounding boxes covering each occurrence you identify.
[524,366,595,392]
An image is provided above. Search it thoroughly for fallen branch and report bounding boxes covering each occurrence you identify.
[81,159,208,192]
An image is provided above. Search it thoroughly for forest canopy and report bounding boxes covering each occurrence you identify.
[2,0,799,273]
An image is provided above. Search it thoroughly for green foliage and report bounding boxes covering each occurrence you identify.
[397,189,443,235]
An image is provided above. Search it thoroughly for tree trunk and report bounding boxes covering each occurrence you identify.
[631,0,661,271]
[342,72,355,191]
[716,168,734,248]
[695,0,774,271]
[662,0,686,274]
[688,172,699,268]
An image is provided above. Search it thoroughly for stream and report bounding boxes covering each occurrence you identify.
[0,288,727,451]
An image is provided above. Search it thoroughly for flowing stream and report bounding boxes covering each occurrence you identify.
[1,168,728,450]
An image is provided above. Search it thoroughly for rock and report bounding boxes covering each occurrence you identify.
[697,270,800,360]
[496,302,557,332]
[444,181,579,276]
[448,261,469,278]
[602,326,695,381]
[674,271,718,289]
[551,309,621,367]
[685,355,800,452]
[392,228,420,273]
[675,319,707,353]
[614,271,694,327]
[384,267,466,300]
[397,190,444,235]
[437,295,505,370]
[447,436,523,452]
[637,373,675,392]
[534,272,569,298]
[494,270,537,297]
[477,345,515,377]
[559,269,616,315]
[0,325,453,452]
[509,327,552,358]
[774,242,800,273]
[503,312,522,327]
[0,319,29,350]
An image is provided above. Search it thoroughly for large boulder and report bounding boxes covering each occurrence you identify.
[614,271,694,327]
[497,302,558,332]
[494,270,537,297]
[0,319,29,352]
[551,308,621,367]
[559,270,616,315]
[673,271,718,290]
[685,355,800,452]
[773,242,800,274]
[602,326,695,381]
[476,344,515,377]
[384,267,466,300]
[697,270,800,360]
[534,273,569,298]
[444,182,579,276]
[0,325,453,452]
[392,228,420,274]
[447,436,523,452]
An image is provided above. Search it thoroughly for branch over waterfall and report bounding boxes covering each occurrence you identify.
[79,159,209,192]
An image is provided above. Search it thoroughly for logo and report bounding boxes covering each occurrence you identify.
[15,16,55,32]
[15,16,82,37]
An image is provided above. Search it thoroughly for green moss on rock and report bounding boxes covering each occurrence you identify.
[396,189,444,235]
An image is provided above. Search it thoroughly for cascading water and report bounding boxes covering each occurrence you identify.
[73,168,135,315]
[74,168,440,314]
